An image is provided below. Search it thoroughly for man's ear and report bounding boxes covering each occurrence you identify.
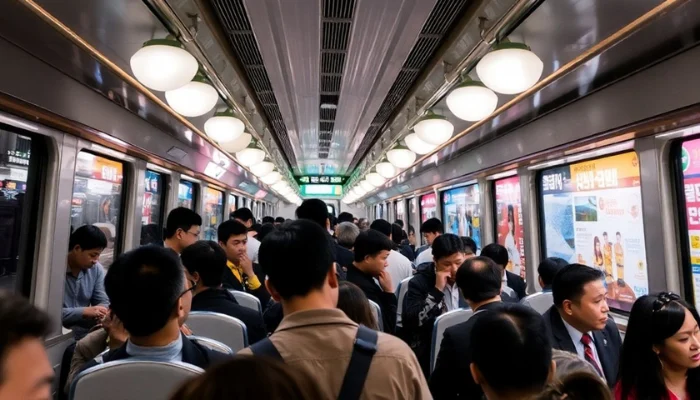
[470,363,482,385]
[328,263,339,289]
[265,279,282,302]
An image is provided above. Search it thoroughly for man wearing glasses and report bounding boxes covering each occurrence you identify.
[163,207,202,256]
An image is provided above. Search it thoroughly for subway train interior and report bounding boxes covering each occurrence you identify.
[1,0,700,397]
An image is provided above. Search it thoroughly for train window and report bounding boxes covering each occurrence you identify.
[140,170,164,245]
[441,185,481,251]
[675,137,700,308]
[396,200,405,222]
[327,203,336,218]
[71,151,125,267]
[494,176,526,279]
[228,193,237,216]
[538,151,647,312]
[0,130,42,294]
[203,187,223,241]
[177,180,196,210]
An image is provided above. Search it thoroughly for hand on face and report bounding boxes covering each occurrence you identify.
[378,270,394,293]
[239,252,255,276]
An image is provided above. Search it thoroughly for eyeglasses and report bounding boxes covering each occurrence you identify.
[179,279,196,298]
[653,292,680,312]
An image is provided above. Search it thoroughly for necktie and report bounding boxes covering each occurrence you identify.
[581,333,604,377]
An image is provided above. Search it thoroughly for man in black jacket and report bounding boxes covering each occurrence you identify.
[429,256,507,399]
[218,220,271,309]
[80,246,229,374]
[481,243,527,300]
[181,240,267,344]
[346,230,397,333]
[296,199,350,279]
[402,234,467,376]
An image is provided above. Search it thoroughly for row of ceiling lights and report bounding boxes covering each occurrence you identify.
[342,40,543,204]
[130,37,300,204]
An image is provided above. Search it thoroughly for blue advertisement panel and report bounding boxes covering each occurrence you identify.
[441,184,481,251]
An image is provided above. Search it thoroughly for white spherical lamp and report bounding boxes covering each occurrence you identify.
[221,132,252,154]
[405,132,437,155]
[360,180,375,192]
[387,144,417,169]
[204,109,245,143]
[446,79,499,121]
[342,196,355,204]
[261,171,282,185]
[367,173,386,187]
[476,42,544,95]
[130,37,199,92]
[249,159,275,177]
[165,73,219,117]
[375,159,396,179]
[353,186,366,197]
[414,111,454,145]
[235,140,266,167]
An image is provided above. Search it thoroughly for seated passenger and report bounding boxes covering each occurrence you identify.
[470,304,555,400]
[403,234,467,375]
[414,218,444,265]
[430,256,507,399]
[0,292,53,400]
[337,281,378,330]
[80,246,229,371]
[537,371,612,400]
[181,240,267,344]
[217,220,270,309]
[538,257,569,292]
[230,208,260,263]
[615,292,700,400]
[63,225,110,340]
[296,199,351,278]
[481,243,527,300]
[346,230,397,333]
[370,219,412,291]
[394,223,415,262]
[543,264,622,386]
[336,222,360,250]
[163,207,202,256]
[170,356,323,399]
[238,220,430,399]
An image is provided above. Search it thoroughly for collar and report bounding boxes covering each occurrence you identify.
[276,308,357,332]
[542,287,553,293]
[474,300,502,312]
[227,260,240,270]
[126,334,183,361]
[561,317,593,345]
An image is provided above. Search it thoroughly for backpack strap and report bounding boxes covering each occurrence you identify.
[249,337,283,361]
[337,325,379,400]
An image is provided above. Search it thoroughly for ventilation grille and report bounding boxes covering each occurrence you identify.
[318,0,355,159]
[347,0,469,170]
[210,0,297,166]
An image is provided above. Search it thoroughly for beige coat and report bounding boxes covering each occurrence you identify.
[239,308,432,399]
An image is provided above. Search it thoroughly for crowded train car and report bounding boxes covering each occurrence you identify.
[1,0,700,399]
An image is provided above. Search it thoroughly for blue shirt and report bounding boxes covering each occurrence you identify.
[126,335,183,362]
[62,263,109,339]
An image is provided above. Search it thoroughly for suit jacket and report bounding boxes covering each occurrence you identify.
[346,265,397,334]
[222,263,271,309]
[543,306,622,386]
[429,301,505,399]
[191,288,267,344]
[334,243,352,280]
[506,270,527,300]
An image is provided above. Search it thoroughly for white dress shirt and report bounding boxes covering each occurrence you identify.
[443,282,461,311]
[562,318,603,377]
[415,247,433,266]
[386,250,413,292]
[246,234,261,264]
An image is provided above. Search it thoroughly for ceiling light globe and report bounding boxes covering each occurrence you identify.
[221,132,252,154]
[405,133,437,155]
[375,160,396,179]
[261,171,282,185]
[387,144,417,169]
[367,173,386,187]
[360,180,375,192]
[235,141,266,167]
[476,42,544,95]
[165,76,219,117]
[204,110,245,143]
[130,38,198,92]
[249,160,275,177]
[414,112,454,145]
[446,80,499,121]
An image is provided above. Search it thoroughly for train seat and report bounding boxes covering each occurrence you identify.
[186,311,248,353]
[430,308,474,374]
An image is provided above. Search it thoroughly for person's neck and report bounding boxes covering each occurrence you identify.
[66,258,82,277]
[558,309,591,333]
[193,284,213,296]
[352,262,371,275]
[662,361,688,396]
[280,291,336,316]
[163,238,181,254]
[129,319,181,347]
[468,296,501,311]
[228,258,240,267]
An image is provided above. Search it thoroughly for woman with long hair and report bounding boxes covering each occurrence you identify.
[336,281,378,330]
[594,236,604,269]
[616,292,700,400]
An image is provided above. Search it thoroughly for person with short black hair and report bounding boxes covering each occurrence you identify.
[262,216,275,224]
[538,257,569,291]
[544,263,621,386]
[336,222,360,250]
[470,304,555,400]
[63,225,110,340]
[405,224,417,253]
[347,230,398,333]
[481,243,527,300]
[0,292,53,400]
[415,218,444,265]
[337,212,353,224]
[238,220,430,398]
[370,219,412,292]
[460,236,477,255]
[181,241,267,344]
[297,199,351,278]
[256,223,277,242]
[163,207,203,255]
[80,246,229,372]
[403,234,467,375]
[231,208,261,263]
[393,223,415,262]
[274,217,285,226]
[395,219,404,228]
[430,256,508,399]
[218,220,270,309]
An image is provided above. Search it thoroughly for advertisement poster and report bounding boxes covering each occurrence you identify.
[229,194,237,215]
[681,138,700,309]
[396,200,405,223]
[420,193,437,223]
[495,176,526,278]
[142,171,162,226]
[204,188,223,241]
[541,152,647,311]
[178,181,194,210]
[442,185,481,251]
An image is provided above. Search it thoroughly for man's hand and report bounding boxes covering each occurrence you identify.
[378,270,394,293]
[435,269,451,291]
[83,305,108,320]
[239,253,255,277]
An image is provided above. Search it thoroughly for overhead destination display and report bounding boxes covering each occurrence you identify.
[296,175,346,185]
[540,151,648,312]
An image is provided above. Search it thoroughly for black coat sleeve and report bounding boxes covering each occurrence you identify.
[379,291,398,334]
[402,278,444,331]
[429,329,460,399]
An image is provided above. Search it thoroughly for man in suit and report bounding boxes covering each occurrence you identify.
[296,199,350,279]
[481,243,527,300]
[543,263,622,386]
[429,256,507,399]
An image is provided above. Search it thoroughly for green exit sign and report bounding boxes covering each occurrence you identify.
[296,175,346,185]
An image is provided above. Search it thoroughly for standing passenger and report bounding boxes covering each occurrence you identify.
[370,219,412,291]
[296,199,351,278]
[238,220,431,399]
[346,230,398,333]
[543,264,622,386]
[230,208,260,263]
[63,225,110,340]
[163,207,202,256]
[336,222,360,250]
[481,243,527,300]
[414,218,444,265]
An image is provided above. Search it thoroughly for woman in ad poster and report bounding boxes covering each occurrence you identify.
[504,205,522,277]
